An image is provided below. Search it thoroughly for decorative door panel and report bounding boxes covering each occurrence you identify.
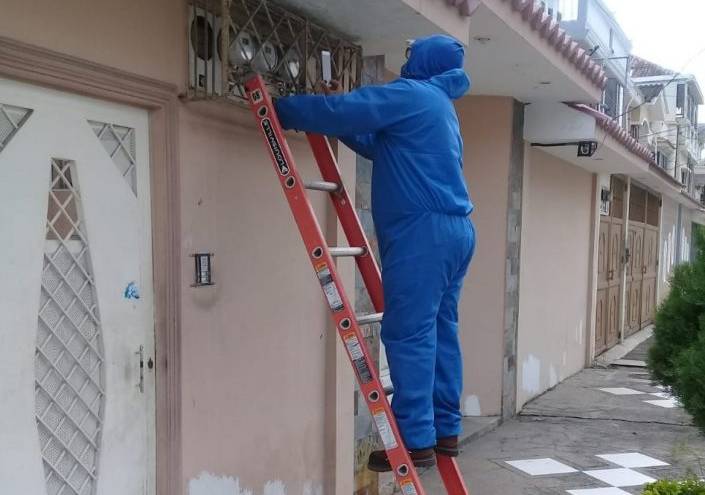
[0,78,155,495]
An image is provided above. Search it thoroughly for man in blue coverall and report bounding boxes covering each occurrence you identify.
[275,34,476,471]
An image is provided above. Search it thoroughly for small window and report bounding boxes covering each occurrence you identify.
[630,124,640,140]
[559,0,579,21]
[676,83,685,115]
[609,29,615,54]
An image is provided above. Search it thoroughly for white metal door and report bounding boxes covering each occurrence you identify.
[0,78,155,495]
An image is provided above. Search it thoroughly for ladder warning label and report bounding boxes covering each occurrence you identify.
[372,408,398,450]
[400,482,418,495]
[344,334,372,384]
[315,263,344,312]
[261,118,290,176]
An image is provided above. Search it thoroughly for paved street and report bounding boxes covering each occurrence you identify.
[417,342,705,494]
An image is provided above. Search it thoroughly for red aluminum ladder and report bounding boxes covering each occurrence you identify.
[245,74,470,495]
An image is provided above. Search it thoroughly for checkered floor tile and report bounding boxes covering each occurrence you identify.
[505,458,578,476]
[644,398,680,408]
[597,453,669,468]
[584,468,656,487]
[596,386,681,410]
[649,392,672,399]
[504,452,668,493]
[567,488,631,495]
[598,387,646,395]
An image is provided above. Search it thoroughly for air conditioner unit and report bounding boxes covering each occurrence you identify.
[188,7,223,96]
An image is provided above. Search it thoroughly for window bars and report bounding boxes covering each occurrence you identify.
[187,0,363,103]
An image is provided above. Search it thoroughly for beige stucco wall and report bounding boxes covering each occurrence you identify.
[682,209,694,264]
[0,1,352,493]
[658,198,695,304]
[0,1,186,90]
[455,96,515,417]
[179,103,344,494]
[659,197,679,303]
[516,148,593,410]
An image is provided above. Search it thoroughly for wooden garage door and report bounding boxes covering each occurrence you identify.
[595,177,625,355]
[625,185,659,337]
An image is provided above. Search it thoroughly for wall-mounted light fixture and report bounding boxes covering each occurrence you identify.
[578,141,598,157]
[600,187,612,215]
[191,253,214,287]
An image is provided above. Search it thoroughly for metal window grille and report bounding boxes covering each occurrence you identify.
[88,121,137,196]
[0,103,32,152]
[187,0,363,103]
[36,159,105,495]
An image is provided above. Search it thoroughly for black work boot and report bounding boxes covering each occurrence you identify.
[435,436,459,457]
[367,448,436,472]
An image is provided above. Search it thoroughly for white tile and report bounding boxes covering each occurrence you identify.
[598,387,646,396]
[584,468,656,487]
[649,392,673,399]
[505,458,578,476]
[644,398,679,408]
[567,488,632,495]
[597,453,669,468]
[613,359,647,367]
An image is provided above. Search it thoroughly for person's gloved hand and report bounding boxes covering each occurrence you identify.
[315,79,343,96]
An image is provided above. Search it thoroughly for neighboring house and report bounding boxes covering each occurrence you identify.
[524,0,705,380]
[0,1,701,495]
[630,56,703,194]
[696,124,705,204]
[628,58,704,303]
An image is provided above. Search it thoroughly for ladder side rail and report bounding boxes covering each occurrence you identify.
[244,75,427,495]
[305,133,384,312]
[438,455,471,494]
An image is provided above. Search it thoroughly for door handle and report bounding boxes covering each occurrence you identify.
[642,266,647,274]
[607,269,614,280]
[136,345,144,393]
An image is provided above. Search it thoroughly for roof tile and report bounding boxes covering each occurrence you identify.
[448,0,607,90]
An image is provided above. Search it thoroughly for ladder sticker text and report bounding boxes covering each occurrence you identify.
[372,408,398,450]
[260,118,290,176]
[344,334,373,384]
[401,482,419,495]
[315,262,344,312]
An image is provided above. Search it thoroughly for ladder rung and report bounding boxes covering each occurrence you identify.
[356,312,383,325]
[329,246,366,257]
[384,385,394,396]
[305,180,340,192]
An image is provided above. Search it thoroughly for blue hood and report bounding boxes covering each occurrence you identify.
[401,35,471,99]
[275,31,474,230]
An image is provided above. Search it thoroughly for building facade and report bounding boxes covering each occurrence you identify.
[0,1,702,495]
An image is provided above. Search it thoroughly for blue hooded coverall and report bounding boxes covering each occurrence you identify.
[275,35,475,450]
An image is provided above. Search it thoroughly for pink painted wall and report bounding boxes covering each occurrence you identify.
[516,148,593,409]
[0,0,185,89]
[178,102,337,494]
[0,2,351,492]
[455,96,515,417]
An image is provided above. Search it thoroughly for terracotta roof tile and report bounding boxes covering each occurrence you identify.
[447,0,607,90]
[631,55,676,78]
[566,103,683,188]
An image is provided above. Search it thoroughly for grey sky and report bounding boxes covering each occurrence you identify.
[603,0,705,123]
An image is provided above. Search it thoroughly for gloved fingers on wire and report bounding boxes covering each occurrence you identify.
[315,79,342,95]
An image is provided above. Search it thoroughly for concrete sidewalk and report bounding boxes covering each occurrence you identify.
[418,360,705,494]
